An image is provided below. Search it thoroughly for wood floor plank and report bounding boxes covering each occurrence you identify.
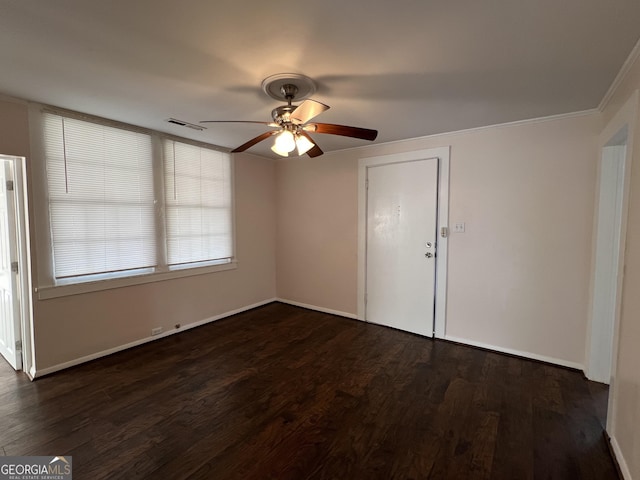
[0,302,620,479]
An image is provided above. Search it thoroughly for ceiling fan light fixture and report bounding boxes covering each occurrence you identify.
[271,144,288,157]
[272,130,296,156]
[295,134,314,156]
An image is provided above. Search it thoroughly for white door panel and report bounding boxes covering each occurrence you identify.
[366,158,438,337]
[0,160,21,370]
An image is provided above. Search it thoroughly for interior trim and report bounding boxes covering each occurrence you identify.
[444,334,585,371]
[36,261,238,300]
[599,37,640,112]
[609,434,632,480]
[276,298,358,320]
[329,109,598,157]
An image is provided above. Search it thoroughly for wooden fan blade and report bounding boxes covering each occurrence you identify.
[305,123,378,141]
[291,100,330,124]
[298,131,324,157]
[231,131,278,153]
[201,120,279,127]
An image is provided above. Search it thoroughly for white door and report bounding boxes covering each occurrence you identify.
[365,158,439,337]
[0,160,22,370]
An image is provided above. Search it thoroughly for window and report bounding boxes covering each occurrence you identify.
[40,110,233,287]
[163,140,232,267]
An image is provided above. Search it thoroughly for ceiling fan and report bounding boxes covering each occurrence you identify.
[201,74,378,157]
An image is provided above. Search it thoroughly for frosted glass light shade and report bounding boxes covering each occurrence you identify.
[271,144,289,157]
[273,130,295,154]
[295,134,314,155]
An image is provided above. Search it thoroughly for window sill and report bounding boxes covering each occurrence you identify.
[36,261,238,300]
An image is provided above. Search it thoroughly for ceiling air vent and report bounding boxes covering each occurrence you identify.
[166,118,206,131]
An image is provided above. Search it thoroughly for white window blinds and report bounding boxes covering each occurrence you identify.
[43,113,156,278]
[163,140,232,266]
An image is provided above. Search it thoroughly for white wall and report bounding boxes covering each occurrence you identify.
[276,112,600,368]
[276,153,358,314]
[0,97,277,373]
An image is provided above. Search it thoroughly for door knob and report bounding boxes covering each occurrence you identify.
[425,252,433,258]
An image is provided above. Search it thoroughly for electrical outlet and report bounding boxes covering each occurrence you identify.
[454,222,466,233]
[151,327,163,336]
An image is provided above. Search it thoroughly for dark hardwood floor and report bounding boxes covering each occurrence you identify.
[0,302,618,479]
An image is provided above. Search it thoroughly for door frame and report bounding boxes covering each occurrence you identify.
[0,155,34,375]
[586,132,627,384]
[586,91,637,433]
[357,146,450,337]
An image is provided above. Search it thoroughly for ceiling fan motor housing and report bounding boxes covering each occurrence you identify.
[272,105,296,124]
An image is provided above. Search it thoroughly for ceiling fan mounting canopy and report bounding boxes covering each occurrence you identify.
[280,84,298,102]
[261,73,317,101]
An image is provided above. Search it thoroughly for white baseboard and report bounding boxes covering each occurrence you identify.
[609,435,633,480]
[276,298,359,320]
[272,305,582,371]
[443,335,585,371]
[32,298,277,378]
[30,301,588,379]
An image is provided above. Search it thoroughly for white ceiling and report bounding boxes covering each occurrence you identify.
[1,0,639,158]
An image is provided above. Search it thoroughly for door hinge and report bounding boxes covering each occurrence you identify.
[11,261,18,273]
[365,179,369,189]
[15,340,22,351]
[6,180,14,191]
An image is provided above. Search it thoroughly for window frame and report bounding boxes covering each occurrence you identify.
[29,104,237,300]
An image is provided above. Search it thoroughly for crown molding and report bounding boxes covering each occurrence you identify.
[0,93,28,105]
[324,108,599,157]
[599,37,640,112]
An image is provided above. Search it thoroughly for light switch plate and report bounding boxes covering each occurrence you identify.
[454,222,465,233]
